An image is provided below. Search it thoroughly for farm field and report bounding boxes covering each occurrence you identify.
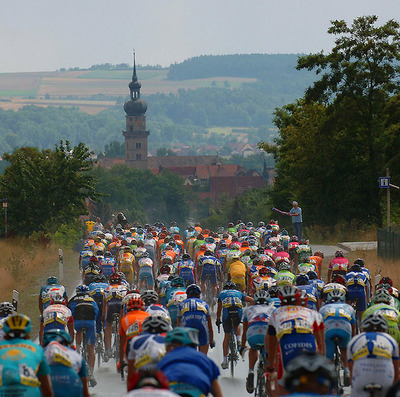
[0,69,257,114]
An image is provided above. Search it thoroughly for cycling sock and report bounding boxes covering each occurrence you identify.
[248,369,254,374]
[223,356,228,363]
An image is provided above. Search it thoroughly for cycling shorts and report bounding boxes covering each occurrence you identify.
[348,287,367,311]
[280,333,316,368]
[139,267,154,286]
[222,307,241,333]
[106,300,122,324]
[74,319,96,345]
[180,318,209,346]
[325,328,351,360]
[351,358,394,397]
[247,323,268,347]
[200,267,217,284]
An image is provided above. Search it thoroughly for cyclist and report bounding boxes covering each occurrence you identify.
[103,272,128,360]
[40,290,74,345]
[177,253,196,286]
[348,313,399,396]
[320,273,348,303]
[345,263,368,322]
[241,289,275,394]
[295,274,319,311]
[43,329,90,397]
[197,250,221,297]
[157,327,223,397]
[274,261,296,286]
[0,302,15,342]
[68,284,99,386]
[265,285,325,391]
[215,281,253,370]
[88,274,109,334]
[126,315,170,391]
[0,313,53,396]
[119,246,135,286]
[309,250,324,278]
[98,251,116,280]
[177,284,214,355]
[363,289,400,344]
[327,250,349,281]
[319,288,356,386]
[167,290,187,328]
[227,251,247,292]
[284,352,337,396]
[118,296,150,373]
[39,276,68,313]
[137,252,156,291]
[82,257,101,286]
[79,243,94,271]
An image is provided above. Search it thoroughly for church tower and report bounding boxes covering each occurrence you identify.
[123,52,149,169]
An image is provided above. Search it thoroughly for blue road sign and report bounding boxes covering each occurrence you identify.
[379,177,390,188]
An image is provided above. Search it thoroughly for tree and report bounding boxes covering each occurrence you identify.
[261,16,400,226]
[0,141,97,235]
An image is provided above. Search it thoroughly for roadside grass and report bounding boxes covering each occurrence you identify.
[0,239,80,338]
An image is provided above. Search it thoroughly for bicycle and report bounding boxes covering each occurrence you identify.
[95,331,104,368]
[332,336,345,394]
[204,274,216,312]
[254,345,268,397]
[364,383,382,397]
[227,315,239,377]
[111,313,120,361]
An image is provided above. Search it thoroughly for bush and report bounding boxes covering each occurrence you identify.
[51,222,84,249]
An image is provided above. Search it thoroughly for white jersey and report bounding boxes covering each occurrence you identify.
[42,304,72,329]
[268,305,323,340]
[348,332,399,397]
[243,304,275,324]
[139,258,154,269]
[125,388,180,397]
[44,341,84,373]
[104,284,128,302]
[127,333,166,370]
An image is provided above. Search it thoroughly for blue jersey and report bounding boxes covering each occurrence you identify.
[68,294,99,321]
[89,282,109,297]
[0,338,50,397]
[218,289,246,321]
[319,302,356,334]
[177,260,195,283]
[40,284,67,310]
[297,284,318,311]
[345,271,367,289]
[157,346,219,395]
[98,257,116,277]
[80,249,93,269]
[198,256,221,275]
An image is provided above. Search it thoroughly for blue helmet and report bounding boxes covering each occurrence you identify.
[186,284,201,298]
[76,285,90,295]
[165,327,199,347]
[43,329,72,347]
[46,276,58,285]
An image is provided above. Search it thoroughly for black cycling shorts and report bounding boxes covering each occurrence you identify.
[223,307,241,333]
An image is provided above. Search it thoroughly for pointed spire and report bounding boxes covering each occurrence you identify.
[129,49,141,99]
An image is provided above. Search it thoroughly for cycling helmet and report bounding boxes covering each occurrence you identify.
[258,221,265,227]
[181,253,191,260]
[0,302,15,317]
[104,251,113,257]
[295,274,309,286]
[127,296,145,311]
[326,288,346,303]
[218,242,227,249]
[307,270,318,280]
[353,258,365,267]
[300,256,310,264]
[204,249,214,256]
[335,250,344,258]
[89,255,98,263]
[93,274,106,283]
[313,251,324,259]
[380,277,393,286]
[165,327,199,347]
[254,289,270,304]
[349,263,362,272]
[331,273,346,285]
[267,285,280,298]
[76,285,90,295]
[110,273,122,284]
[299,289,308,306]
[259,267,269,276]
[361,312,389,333]
[186,284,201,298]
[47,290,65,305]
[160,265,171,275]
[279,285,302,306]
[372,289,392,305]
[46,276,59,285]
[3,313,32,338]
[141,290,159,305]
[43,329,73,347]
[290,235,299,243]
[171,277,185,288]
[278,262,291,272]
[284,352,336,391]
[276,245,284,252]
[130,370,170,390]
[229,251,240,260]
[142,315,170,334]
[223,281,236,290]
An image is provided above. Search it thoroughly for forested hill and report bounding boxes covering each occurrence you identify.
[0,54,317,155]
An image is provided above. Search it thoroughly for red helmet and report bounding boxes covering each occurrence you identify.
[331,273,346,285]
[127,297,145,311]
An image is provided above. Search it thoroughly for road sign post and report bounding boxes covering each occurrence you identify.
[379,169,400,228]
[59,249,64,281]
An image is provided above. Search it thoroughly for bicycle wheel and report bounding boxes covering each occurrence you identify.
[112,315,120,361]
[229,333,236,377]
[96,333,103,368]
[333,340,344,394]
[255,356,268,397]
[81,330,89,368]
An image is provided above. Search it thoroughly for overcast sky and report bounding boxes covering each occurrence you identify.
[1,0,399,73]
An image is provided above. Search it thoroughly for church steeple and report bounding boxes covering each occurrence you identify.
[123,51,150,169]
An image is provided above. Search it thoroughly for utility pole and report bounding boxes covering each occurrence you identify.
[387,168,390,227]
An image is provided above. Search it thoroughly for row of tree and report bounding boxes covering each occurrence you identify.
[260,16,400,226]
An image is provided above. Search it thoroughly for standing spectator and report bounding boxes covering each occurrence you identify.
[289,201,303,241]
[93,217,104,231]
